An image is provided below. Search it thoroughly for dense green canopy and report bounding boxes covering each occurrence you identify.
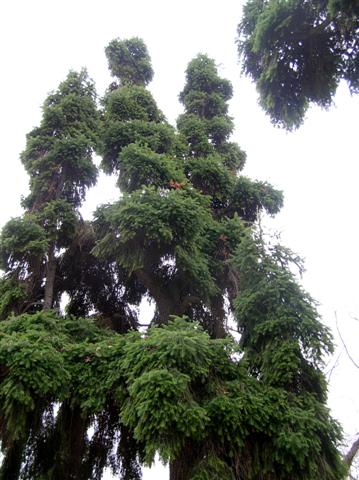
[0,37,346,479]
[237,0,359,129]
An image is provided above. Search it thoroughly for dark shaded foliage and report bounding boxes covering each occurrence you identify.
[237,0,359,129]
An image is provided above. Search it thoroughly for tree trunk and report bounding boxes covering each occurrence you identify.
[135,268,177,325]
[345,434,359,469]
[41,170,66,311]
[43,242,56,310]
[51,402,88,480]
[169,442,198,480]
[0,438,25,480]
[210,294,226,339]
[156,295,175,325]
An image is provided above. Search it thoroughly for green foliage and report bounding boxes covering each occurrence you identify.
[66,336,127,414]
[0,313,346,479]
[100,79,175,181]
[180,55,233,117]
[105,85,164,122]
[21,69,98,209]
[119,319,235,463]
[0,279,27,320]
[329,0,359,17]
[123,368,209,462]
[19,70,99,219]
[0,313,71,440]
[0,37,346,480]
[101,120,177,175]
[178,54,235,163]
[22,134,98,210]
[228,176,283,221]
[219,142,247,172]
[186,154,234,199]
[57,220,143,326]
[177,48,281,229]
[94,187,217,299]
[0,216,48,272]
[118,143,185,192]
[36,200,77,245]
[177,113,214,157]
[177,114,235,158]
[191,454,234,480]
[206,115,234,145]
[105,37,154,86]
[234,232,333,397]
[0,69,100,316]
[237,0,359,129]
[94,187,210,262]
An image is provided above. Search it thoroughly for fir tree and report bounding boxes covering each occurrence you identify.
[0,38,346,480]
[0,70,98,316]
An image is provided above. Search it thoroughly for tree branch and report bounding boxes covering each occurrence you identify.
[335,313,359,369]
[345,435,359,468]
[179,295,201,313]
[326,351,342,382]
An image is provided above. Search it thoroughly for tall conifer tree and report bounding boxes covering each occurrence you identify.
[0,38,346,480]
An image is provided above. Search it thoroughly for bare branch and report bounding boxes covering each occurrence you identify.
[326,351,342,382]
[345,435,359,469]
[335,312,359,369]
[227,326,239,333]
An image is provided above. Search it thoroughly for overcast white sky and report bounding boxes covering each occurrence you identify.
[1,1,358,477]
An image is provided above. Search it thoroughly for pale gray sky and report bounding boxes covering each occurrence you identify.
[1,1,358,477]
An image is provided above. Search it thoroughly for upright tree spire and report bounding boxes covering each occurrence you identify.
[105,37,154,86]
[176,53,283,338]
[1,70,98,314]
